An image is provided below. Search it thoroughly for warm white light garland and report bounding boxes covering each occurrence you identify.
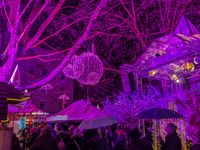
[74,52,103,85]
[63,55,85,78]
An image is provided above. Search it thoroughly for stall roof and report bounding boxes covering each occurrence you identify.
[47,99,108,122]
[18,101,43,113]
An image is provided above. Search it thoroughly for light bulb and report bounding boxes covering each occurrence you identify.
[173,74,177,78]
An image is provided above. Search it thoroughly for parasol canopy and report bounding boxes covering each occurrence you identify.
[136,108,184,119]
[78,115,119,129]
[47,99,108,122]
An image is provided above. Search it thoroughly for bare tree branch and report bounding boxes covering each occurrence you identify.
[30,17,90,48]
[17,0,50,47]
[2,0,11,27]
[16,0,33,23]
[18,47,71,61]
[23,0,65,52]
[23,0,108,90]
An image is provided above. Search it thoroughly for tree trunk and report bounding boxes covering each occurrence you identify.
[0,2,19,82]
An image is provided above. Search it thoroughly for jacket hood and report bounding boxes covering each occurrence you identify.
[117,134,127,142]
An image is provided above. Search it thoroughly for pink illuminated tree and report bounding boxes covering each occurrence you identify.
[0,0,199,101]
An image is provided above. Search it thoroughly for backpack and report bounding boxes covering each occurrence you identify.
[58,133,68,150]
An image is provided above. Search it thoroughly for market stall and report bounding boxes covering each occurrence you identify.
[47,99,108,122]
[14,101,49,130]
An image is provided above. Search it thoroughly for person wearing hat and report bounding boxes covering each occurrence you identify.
[113,130,128,150]
[30,124,59,150]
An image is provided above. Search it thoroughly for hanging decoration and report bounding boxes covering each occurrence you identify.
[63,55,85,78]
[83,96,91,113]
[181,62,195,73]
[58,94,70,109]
[39,84,53,93]
[149,70,157,76]
[74,52,103,85]
[194,56,200,64]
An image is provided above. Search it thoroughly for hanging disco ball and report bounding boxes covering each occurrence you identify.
[194,56,200,64]
[149,70,156,76]
[63,55,85,78]
[74,52,103,85]
[181,62,195,73]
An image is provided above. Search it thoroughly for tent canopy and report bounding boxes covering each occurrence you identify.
[47,99,108,122]
[18,101,44,113]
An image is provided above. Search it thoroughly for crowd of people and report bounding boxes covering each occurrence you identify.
[11,121,200,150]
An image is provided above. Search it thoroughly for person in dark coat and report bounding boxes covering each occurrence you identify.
[159,123,182,150]
[47,122,57,137]
[25,127,39,149]
[56,123,70,147]
[12,133,21,150]
[20,128,30,150]
[129,129,149,150]
[67,128,85,150]
[84,129,98,141]
[113,130,128,150]
[83,136,110,150]
[55,123,62,134]
[29,124,59,150]
[142,130,153,150]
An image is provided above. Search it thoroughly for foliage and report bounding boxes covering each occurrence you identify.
[101,85,165,125]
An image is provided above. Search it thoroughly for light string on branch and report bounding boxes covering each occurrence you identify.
[63,52,104,85]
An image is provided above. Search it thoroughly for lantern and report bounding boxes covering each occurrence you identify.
[73,52,103,85]
[181,62,194,73]
[62,55,84,78]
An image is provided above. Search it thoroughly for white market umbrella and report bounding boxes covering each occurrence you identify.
[39,84,53,93]
[78,115,119,129]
